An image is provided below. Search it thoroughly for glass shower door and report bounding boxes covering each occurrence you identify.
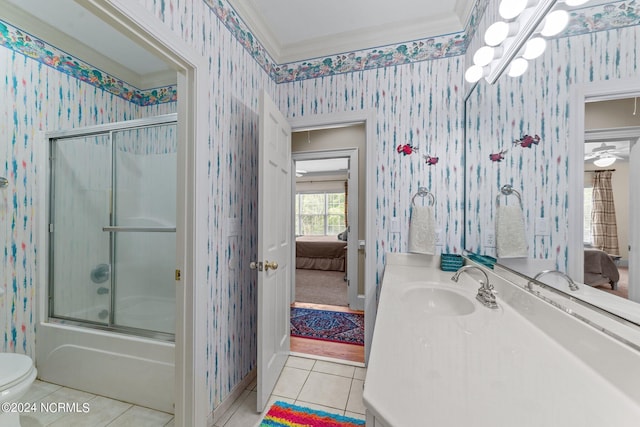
[110,124,177,334]
[50,134,112,324]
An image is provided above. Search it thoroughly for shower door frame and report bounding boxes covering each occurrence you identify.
[35,1,210,424]
[47,114,178,341]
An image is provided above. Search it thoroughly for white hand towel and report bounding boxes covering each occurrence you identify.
[496,205,528,258]
[408,205,436,255]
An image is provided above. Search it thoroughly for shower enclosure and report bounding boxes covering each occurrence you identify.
[48,114,177,339]
[37,114,177,412]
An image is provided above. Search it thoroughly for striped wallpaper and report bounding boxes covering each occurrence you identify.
[1,0,639,418]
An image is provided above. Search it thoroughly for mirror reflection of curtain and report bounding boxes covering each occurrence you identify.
[591,170,620,255]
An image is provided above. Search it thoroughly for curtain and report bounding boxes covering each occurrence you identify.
[344,180,348,227]
[591,170,620,255]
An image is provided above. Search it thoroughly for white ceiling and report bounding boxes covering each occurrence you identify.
[0,0,474,87]
[228,0,475,63]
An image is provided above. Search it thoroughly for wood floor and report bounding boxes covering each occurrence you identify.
[290,302,365,364]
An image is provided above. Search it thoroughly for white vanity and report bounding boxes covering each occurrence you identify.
[363,253,640,426]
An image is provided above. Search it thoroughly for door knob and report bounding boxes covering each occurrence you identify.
[264,260,278,271]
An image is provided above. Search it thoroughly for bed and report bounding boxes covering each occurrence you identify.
[295,235,347,272]
[584,248,620,289]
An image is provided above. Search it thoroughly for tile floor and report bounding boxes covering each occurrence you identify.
[18,381,174,427]
[214,356,366,427]
[17,355,364,427]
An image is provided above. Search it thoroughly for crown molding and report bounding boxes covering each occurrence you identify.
[0,0,176,89]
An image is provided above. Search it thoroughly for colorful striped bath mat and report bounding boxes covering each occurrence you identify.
[260,401,365,426]
[290,307,364,346]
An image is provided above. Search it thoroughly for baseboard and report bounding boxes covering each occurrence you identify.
[207,368,257,426]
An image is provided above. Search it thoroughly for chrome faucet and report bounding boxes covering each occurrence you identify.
[527,269,579,291]
[451,265,498,309]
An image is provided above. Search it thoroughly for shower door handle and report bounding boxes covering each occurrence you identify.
[102,226,176,232]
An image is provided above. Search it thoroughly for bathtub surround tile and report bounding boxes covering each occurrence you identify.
[297,371,352,410]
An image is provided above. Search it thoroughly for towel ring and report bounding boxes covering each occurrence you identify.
[411,187,435,207]
[496,184,522,208]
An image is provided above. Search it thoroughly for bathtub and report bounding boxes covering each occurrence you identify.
[36,321,174,413]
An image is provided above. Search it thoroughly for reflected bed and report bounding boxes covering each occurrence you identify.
[295,235,346,272]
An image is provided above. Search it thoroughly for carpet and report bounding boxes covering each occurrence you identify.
[260,401,365,426]
[295,269,348,306]
[290,307,364,346]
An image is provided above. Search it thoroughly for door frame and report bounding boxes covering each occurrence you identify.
[292,148,359,309]
[289,111,377,362]
[77,1,209,425]
[569,78,640,300]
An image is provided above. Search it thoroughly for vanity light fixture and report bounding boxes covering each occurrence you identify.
[465,0,573,84]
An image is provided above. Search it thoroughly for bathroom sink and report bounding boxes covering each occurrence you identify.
[401,285,476,316]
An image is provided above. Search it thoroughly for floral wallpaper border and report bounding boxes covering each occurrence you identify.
[0,20,177,107]
[1,0,638,105]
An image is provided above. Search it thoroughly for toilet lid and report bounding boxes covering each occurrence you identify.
[0,353,34,390]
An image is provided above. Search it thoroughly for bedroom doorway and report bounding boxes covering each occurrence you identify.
[290,126,366,363]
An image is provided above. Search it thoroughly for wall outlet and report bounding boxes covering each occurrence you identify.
[485,232,496,248]
[390,217,400,233]
[535,217,549,236]
[228,217,240,236]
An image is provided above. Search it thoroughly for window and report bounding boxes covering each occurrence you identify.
[295,192,345,235]
[583,186,593,244]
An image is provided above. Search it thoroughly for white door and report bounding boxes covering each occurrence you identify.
[629,137,639,302]
[256,90,292,411]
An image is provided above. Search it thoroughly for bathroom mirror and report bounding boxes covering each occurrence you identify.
[463,24,640,328]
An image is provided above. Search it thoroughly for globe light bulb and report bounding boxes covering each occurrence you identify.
[499,0,534,20]
[465,65,487,83]
[507,57,529,77]
[484,22,518,46]
[522,37,547,60]
[541,10,570,37]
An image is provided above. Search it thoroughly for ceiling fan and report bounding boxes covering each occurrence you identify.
[584,142,625,166]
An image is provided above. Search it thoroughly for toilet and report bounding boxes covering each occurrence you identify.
[0,353,37,427]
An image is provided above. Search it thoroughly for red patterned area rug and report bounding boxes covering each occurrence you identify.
[290,307,364,346]
[260,401,365,426]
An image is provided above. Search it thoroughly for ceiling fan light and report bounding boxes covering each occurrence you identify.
[593,156,616,167]
[540,10,570,37]
[522,37,547,60]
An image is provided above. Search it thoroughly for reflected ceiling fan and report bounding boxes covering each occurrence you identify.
[584,142,625,167]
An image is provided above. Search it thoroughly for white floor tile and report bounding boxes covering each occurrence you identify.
[271,367,309,399]
[20,386,97,426]
[285,356,315,371]
[345,410,366,421]
[106,405,173,426]
[312,360,355,378]
[346,379,366,414]
[215,390,252,427]
[294,400,344,416]
[47,395,131,427]
[297,371,352,410]
[354,367,367,381]
[21,380,62,402]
